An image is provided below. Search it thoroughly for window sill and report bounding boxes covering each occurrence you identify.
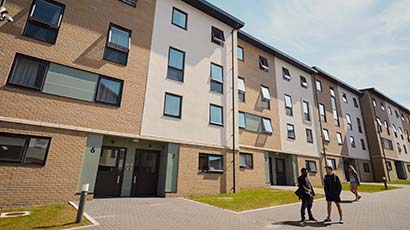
[239,166,253,170]
[198,170,224,174]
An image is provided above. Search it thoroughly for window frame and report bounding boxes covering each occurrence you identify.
[350,136,356,148]
[360,139,366,150]
[342,93,348,104]
[300,75,308,88]
[282,67,291,81]
[315,80,322,92]
[238,77,246,102]
[386,161,392,171]
[0,132,52,166]
[302,100,311,122]
[326,158,337,170]
[346,114,352,130]
[285,94,293,116]
[260,85,271,109]
[239,153,253,169]
[163,92,183,119]
[209,104,224,127]
[23,0,66,45]
[210,63,224,94]
[363,163,370,173]
[357,118,363,133]
[94,75,124,106]
[323,129,330,142]
[306,128,313,143]
[336,132,343,145]
[211,26,225,46]
[305,160,317,173]
[353,98,358,108]
[198,153,224,173]
[261,117,273,134]
[319,103,327,122]
[103,23,132,66]
[167,46,186,82]
[238,111,246,129]
[237,46,244,61]
[171,7,188,30]
[119,0,137,7]
[287,123,296,140]
[259,56,269,71]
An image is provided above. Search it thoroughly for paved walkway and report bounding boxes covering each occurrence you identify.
[78,185,410,230]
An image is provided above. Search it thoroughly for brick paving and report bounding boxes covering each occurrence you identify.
[79,185,410,230]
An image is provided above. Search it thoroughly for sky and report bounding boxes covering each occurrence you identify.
[208,0,410,108]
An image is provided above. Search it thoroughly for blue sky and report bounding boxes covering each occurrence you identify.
[208,0,410,108]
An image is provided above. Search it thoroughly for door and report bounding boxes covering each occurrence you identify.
[395,161,407,180]
[131,150,161,197]
[276,158,286,185]
[94,146,127,198]
[268,157,274,185]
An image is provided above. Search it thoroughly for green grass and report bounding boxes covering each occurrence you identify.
[189,188,325,212]
[0,203,92,230]
[387,180,410,185]
[314,183,400,193]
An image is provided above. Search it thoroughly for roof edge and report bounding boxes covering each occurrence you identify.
[312,66,362,95]
[360,88,410,114]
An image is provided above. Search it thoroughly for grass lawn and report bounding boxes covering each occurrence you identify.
[387,180,410,185]
[189,188,325,212]
[314,183,400,193]
[0,203,92,230]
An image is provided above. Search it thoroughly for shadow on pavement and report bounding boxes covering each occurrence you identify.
[272,220,327,228]
[340,199,355,203]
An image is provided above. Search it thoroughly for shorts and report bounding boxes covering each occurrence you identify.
[350,182,359,186]
[326,194,341,202]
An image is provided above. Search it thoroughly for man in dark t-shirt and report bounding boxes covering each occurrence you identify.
[297,168,317,222]
[323,166,343,224]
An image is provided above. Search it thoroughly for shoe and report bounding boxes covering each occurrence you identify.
[339,219,344,224]
[358,196,362,200]
[323,217,331,223]
[308,218,317,222]
[300,217,306,223]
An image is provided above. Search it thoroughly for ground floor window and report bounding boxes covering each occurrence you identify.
[305,160,317,173]
[326,158,336,169]
[386,161,392,171]
[0,133,51,166]
[198,153,223,173]
[239,153,253,169]
[363,163,370,172]
[407,164,410,172]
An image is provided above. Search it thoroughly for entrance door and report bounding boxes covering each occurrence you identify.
[395,161,407,180]
[131,150,161,197]
[94,146,127,198]
[268,157,274,185]
[276,158,286,185]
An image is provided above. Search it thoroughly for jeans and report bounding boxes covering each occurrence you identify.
[301,197,313,220]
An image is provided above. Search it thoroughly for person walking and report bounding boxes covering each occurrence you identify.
[297,168,317,222]
[348,165,361,201]
[323,166,343,224]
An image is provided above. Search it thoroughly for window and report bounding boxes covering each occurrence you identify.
[381,102,385,111]
[336,132,343,145]
[104,24,131,65]
[287,124,295,140]
[319,104,327,122]
[397,143,402,154]
[262,118,273,134]
[392,124,398,138]
[315,80,322,91]
[346,114,352,130]
[361,139,366,150]
[386,161,392,171]
[237,46,244,61]
[323,129,330,142]
[209,104,223,126]
[330,88,336,97]
[120,0,136,7]
[167,47,185,82]
[302,100,310,121]
[164,93,182,118]
[384,121,390,136]
[381,138,393,150]
[399,127,404,140]
[306,129,313,143]
[238,111,246,129]
[239,153,253,169]
[342,93,348,103]
[330,88,339,126]
[7,54,48,90]
[395,110,399,119]
[8,54,123,106]
[210,63,224,94]
[171,7,187,30]
[326,158,336,169]
[306,160,317,173]
[353,98,358,108]
[285,95,293,116]
[238,77,246,102]
[406,130,410,142]
[23,0,65,44]
[363,163,370,173]
[376,117,383,133]
[95,77,123,106]
[261,85,271,109]
[300,76,308,88]
[198,153,223,173]
[372,98,377,107]
[350,136,356,148]
[282,67,291,80]
[407,165,410,172]
[211,26,225,46]
[357,118,362,133]
[0,133,51,166]
[388,107,392,115]
[404,145,408,154]
[259,56,269,71]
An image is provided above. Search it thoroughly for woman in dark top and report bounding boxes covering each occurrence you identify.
[323,166,343,224]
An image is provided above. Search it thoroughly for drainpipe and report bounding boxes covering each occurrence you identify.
[312,73,326,185]
[231,28,237,193]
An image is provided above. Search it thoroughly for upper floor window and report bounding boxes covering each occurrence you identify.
[336,132,343,145]
[392,124,398,138]
[315,80,322,91]
[323,129,330,142]
[372,98,377,107]
[262,118,273,134]
[388,107,392,115]
[8,54,48,90]
[260,85,271,109]
[342,93,348,103]
[209,104,223,126]
[326,158,337,169]
[287,124,295,140]
[120,0,136,7]
[285,94,293,116]
[361,139,366,150]
[319,103,326,122]
[399,127,404,140]
[282,67,291,81]
[238,77,246,102]
[167,47,185,82]
[353,98,358,108]
[395,110,399,119]
[350,136,356,148]
[384,121,390,135]
[164,93,182,118]
[404,145,408,154]
[302,100,311,122]
[23,0,65,44]
[381,138,393,150]
[259,56,269,71]
[104,24,131,65]
[172,7,187,30]
[306,129,313,143]
[238,111,246,128]
[357,118,363,133]
[210,63,223,94]
[0,133,51,166]
[346,114,352,130]
[300,76,308,88]
[397,143,402,154]
[237,46,244,61]
[330,87,336,97]
[381,102,385,111]
[95,77,123,106]
[376,117,383,133]
[211,26,225,46]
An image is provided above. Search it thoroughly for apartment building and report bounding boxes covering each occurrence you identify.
[360,88,410,182]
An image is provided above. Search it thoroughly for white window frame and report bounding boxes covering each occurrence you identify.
[336,132,343,145]
[323,129,330,142]
[238,77,246,92]
[262,118,273,133]
[260,86,271,100]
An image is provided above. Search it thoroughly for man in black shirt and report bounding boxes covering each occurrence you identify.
[323,166,343,224]
[297,168,316,222]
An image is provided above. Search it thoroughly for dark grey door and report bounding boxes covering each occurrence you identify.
[94,146,127,198]
[131,150,161,197]
[269,157,274,185]
[276,158,286,185]
[395,161,407,180]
